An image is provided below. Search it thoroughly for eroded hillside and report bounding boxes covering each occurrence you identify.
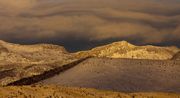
[75,41,179,60]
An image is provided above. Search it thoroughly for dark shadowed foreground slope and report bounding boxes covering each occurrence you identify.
[41,58,180,92]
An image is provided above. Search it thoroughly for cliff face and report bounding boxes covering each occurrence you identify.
[75,41,179,60]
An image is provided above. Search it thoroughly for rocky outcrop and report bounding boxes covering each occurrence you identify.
[75,41,179,60]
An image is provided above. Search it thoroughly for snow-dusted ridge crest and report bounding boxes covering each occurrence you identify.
[75,40,179,60]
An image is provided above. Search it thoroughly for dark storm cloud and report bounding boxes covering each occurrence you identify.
[0,0,180,51]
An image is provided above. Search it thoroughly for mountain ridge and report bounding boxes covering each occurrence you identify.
[0,40,71,64]
[1,40,179,61]
[0,40,179,85]
[75,40,179,60]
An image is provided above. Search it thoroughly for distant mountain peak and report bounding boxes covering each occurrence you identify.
[112,40,131,45]
[75,41,179,60]
[109,41,135,47]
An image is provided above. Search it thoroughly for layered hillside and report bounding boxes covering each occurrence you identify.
[0,40,78,85]
[75,41,179,60]
[0,85,179,98]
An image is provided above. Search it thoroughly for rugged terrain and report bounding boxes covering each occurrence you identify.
[1,40,179,86]
[75,41,179,60]
[0,85,180,98]
[0,40,73,63]
[0,40,180,97]
[0,40,78,85]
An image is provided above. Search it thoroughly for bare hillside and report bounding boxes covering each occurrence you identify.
[0,40,78,86]
[75,41,179,60]
[0,40,72,64]
[41,58,180,92]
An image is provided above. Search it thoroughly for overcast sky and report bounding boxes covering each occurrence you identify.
[0,0,180,51]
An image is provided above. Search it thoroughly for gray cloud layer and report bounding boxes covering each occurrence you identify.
[0,0,180,51]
